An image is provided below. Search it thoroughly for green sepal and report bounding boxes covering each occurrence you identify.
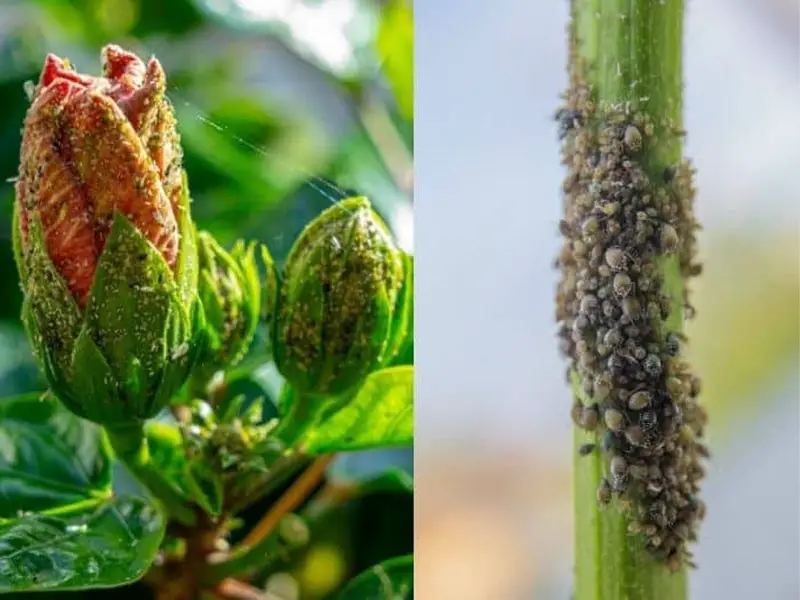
[382,251,414,366]
[84,213,186,417]
[260,244,278,332]
[155,298,207,409]
[11,199,25,282]
[67,326,123,423]
[175,170,199,307]
[20,215,83,375]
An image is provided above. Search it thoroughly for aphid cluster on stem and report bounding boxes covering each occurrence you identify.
[555,67,707,571]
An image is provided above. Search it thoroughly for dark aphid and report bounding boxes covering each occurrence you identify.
[643,354,663,377]
[579,443,596,456]
[664,332,681,356]
[663,164,677,183]
[604,408,625,432]
[571,403,583,427]
[607,354,625,375]
[639,409,658,432]
[597,478,612,505]
[628,390,651,410]
[556,108,582,139]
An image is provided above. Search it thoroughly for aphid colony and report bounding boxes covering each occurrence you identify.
[555,70,707,571]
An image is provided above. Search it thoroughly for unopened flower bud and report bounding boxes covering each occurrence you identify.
[195,232,275,375]
[273,197,405,395]
[14,46,204,428]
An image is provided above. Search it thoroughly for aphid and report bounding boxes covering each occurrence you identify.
[633,346,647,361]
[625,425,644,447]
[604,247,626,271]
[571,403,583,427]
[579,294,598,314]
[610,455,628,478]
[629,464,649,480]
[623,125,643,151]
[611,474,628,494]
[604,328,623,348]
[622,297,641,319]
[579,443,596,456]
[594,373,612,400]
[598,265,612,278]
[628,390,651,410]
[607,354,625,375]
[602,300,618,319]
[604,408,625,432]
[639,409,658,431]
[660,224,679,253]
[581,404,599,431]
[643,354,663,377]
[666,376,685,398]
[597,478,612,505]
[582,217,600,241]
[612,273,633,297]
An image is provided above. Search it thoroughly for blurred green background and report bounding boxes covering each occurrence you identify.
[0,0,413,598]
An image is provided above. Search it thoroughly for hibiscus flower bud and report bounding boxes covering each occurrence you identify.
[272,197,407,396]
[13,45,205,429]
[194,231,276,378]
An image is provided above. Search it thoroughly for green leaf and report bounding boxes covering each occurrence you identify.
[334,555,413,600]
[0,495,165,592]
[300,366,413,454]
[0,393,111,517]
[377,0,413,120]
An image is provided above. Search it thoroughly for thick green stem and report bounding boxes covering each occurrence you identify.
[106,422,197,527]
[569,1,688,599]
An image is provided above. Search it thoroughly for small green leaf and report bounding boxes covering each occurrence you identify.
[0,495,165,592]
[175,171,199,307]
[334,555,413,600]
[0,393,111,516]
[300,366,413,454]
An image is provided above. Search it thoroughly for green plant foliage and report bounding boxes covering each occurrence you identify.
[0,394,165,591]
[334,555,413,600]
[0,496,166,592]
[300,366,413,455]
[377,1,413,120]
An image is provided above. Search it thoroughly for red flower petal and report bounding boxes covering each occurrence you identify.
[61,90,178,269]
[19,80,98,306]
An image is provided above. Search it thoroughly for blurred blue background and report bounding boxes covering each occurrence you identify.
[415,0,799,598]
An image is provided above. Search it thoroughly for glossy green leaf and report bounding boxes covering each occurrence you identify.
[377,0,413,120]
[334,555,413,600]
[0,495,165,592]
[0,393,111,517]
[301,366,413,454]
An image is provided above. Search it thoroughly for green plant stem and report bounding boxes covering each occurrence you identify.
[569,1,687,599]
[106,422,197,527]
